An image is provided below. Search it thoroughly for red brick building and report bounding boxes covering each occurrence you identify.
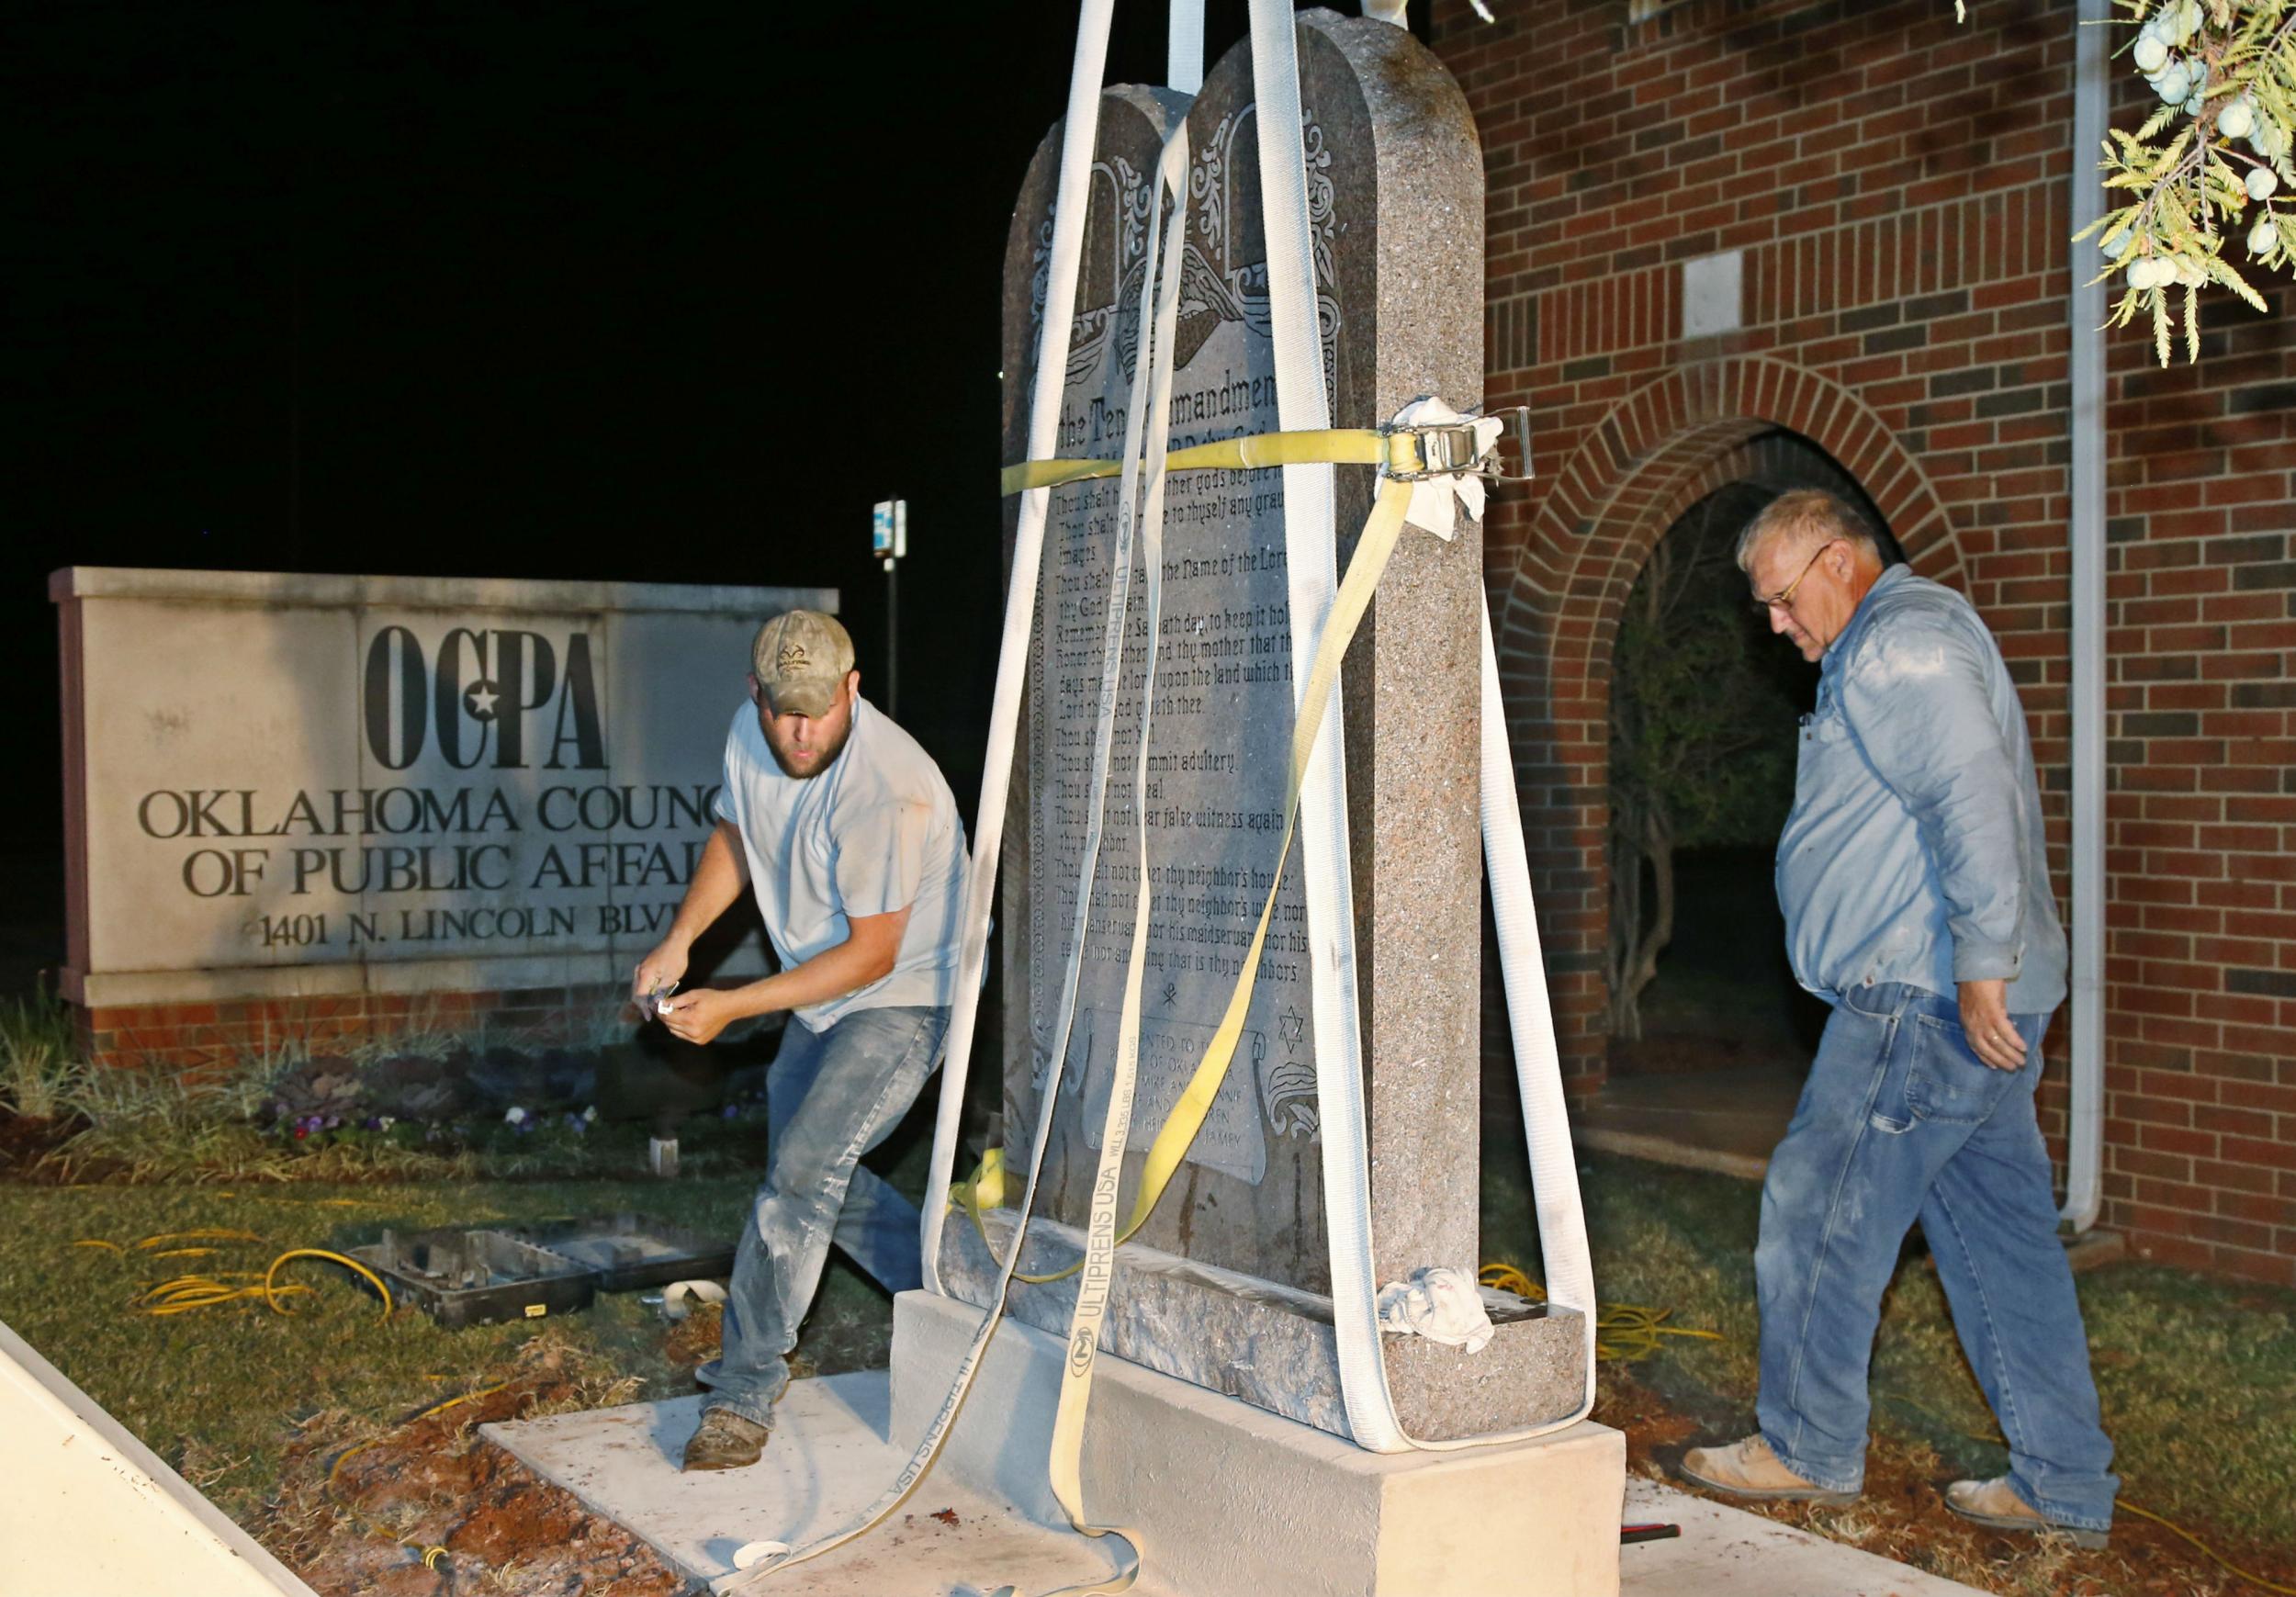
[1433,0,2296,1285]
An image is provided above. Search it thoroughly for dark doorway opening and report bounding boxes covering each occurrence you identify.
[1579,431,1895,1173]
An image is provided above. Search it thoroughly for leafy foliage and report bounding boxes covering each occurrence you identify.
[1964,0,2296,362]
[0,985,84,1121]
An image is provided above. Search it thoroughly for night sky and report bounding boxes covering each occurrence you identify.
[13,2,1433,887]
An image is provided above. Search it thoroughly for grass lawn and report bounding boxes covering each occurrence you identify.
[5,1105,2292,1594]
[0,1176,899,1533]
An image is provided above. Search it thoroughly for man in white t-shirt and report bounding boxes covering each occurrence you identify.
[633,609,968,1470]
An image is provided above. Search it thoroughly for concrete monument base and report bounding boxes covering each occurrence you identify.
[892,1288,1626,1597]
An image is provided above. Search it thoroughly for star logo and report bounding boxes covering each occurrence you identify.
[1278,1005,1305,1054]
[463,680,501,721]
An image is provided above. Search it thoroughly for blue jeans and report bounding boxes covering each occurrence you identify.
[1755,982,2118,1532]
[696,1003,947,1427]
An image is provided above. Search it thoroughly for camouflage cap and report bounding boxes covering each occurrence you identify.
[750,609,854,718]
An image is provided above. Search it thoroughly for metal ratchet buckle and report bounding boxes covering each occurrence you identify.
[1382,406,1536,484]
[1483,405,1536,484]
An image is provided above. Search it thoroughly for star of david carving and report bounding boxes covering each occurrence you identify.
[1278,1005,1305,1054]
[463,680,501,721]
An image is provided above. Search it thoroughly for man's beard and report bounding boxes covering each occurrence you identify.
[768,715,854,780]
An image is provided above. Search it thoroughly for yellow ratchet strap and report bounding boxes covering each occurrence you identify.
[1002,426,1404,495]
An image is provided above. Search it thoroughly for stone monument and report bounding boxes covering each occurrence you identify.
[933,10,1583,1444]
[888,18,1625,1594]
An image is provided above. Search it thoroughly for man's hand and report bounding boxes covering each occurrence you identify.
[1957,978,2027,1072]
[630,824,746,1016]
[658,986,746,1046]
[632,940,689,1008]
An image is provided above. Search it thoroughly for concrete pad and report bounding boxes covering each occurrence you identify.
[482,1379,1119,1597]
[493,1383,1988,1597]
[491,1309,1980,1597]
[1621,1476,1986,1596]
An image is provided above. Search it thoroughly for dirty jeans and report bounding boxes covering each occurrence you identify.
[1755,982,2118,1532]
[696,1003,947,1428]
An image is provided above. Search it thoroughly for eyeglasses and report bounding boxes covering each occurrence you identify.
[1750,539,1842,614]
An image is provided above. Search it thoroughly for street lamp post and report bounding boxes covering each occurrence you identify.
[872,499,906,718]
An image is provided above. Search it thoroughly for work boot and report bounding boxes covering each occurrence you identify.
[681,1408,771,1471]
[1677,1434,1858,1504]
[1945,1477,2109,1549]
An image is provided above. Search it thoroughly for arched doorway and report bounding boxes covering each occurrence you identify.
[1485,356,1965,1096]
[1593,433,1906,1169]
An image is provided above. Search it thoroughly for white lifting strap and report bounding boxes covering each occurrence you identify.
[1168,0,1203,93]
[1244,0,1402,1456]
[917,0,1117,1298]
[1246,0,1598,1456]
[1478,600,1601,1431]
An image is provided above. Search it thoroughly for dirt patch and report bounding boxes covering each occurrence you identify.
[660,1303,724,1373]
[259,1344,690,1596]
[0,1110,84,1175]
[1607,1366,2296,1596]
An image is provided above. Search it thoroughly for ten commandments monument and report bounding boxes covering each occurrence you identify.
[929,8,1597,1459]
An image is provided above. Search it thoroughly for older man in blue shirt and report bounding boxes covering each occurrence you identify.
[1679,490,2118,1547]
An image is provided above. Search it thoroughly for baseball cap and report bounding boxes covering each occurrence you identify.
[751,610,855,718]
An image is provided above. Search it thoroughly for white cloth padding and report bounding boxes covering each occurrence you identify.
[658,1278,727,1322]
[1389,396,1503,540]
[1376,1266,1495,1354]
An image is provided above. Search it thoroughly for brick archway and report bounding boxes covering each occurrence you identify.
[1486,356,1964,1090]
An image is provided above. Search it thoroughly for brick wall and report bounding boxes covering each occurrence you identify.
[77,983,627,1073]
[1434,0,2296,1284]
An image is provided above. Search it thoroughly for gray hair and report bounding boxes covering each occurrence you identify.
[1735,489,1885,573]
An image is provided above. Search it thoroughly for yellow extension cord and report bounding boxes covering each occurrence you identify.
[77,1229,394,1319]
[75,1228,465,1577]
[1474,1261,1726,1366]
[2111,1501,2296,1595]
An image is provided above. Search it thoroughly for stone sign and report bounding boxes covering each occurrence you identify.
[53,569,833,1009]
[943,12,1587,1442]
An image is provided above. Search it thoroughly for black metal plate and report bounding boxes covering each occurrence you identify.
[351,1228,596,1330]
[505,1212,737,1292]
